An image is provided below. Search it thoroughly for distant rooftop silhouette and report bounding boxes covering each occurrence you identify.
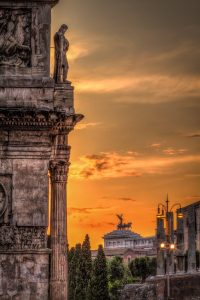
[103,229,141,240]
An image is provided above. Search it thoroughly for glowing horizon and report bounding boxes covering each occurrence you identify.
[52,0,200,249]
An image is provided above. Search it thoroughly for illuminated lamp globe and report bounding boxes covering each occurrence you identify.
[160,242,165,249]
[170,244,175,250]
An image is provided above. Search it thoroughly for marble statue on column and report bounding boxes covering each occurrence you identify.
[54,24,69,83]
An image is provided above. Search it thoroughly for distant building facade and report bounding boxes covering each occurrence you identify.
[176,200,200,273]
[104,229,155,250]
[92,215,156,263]
[156,200,200,275]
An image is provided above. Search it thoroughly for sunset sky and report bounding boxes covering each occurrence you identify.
[52,0,200,249]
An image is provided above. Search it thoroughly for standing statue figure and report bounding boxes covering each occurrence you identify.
[54,24,69,83]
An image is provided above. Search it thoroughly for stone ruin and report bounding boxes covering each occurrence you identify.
[120,201,200,300]
[157,201,200,275]
[0,0,83,299]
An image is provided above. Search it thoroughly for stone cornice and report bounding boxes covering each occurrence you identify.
[0,109,84,132]
[0,0,59,7]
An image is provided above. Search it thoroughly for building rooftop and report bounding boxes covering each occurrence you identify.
[103,229,142,240]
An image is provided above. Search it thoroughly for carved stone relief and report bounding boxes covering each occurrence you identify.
[32,8,41,56]
[0,226,47,250]
[0,8,31,67]
[0,177,11,224]
[0,183,7,219]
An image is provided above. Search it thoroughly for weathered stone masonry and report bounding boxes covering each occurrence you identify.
[0,0,83,299]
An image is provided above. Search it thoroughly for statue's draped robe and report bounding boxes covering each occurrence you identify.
[54,31,69,83]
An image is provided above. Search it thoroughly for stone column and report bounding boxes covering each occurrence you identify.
[196,206,200,271]
[49,150,70,300]
[176,212,185,273]
[167,212,175,274]
[187,206,196,272]
[156,218,166,275]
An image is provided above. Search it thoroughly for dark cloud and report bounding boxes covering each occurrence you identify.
[53,0,200,84]
[68,207,91,215]
[68,206,113,215]
[80,168,95,178]
[101,196,136,202]
[118,197,136,202]
[186,133,200,138]
[81,221,115,229]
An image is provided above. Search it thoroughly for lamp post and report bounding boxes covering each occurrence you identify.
[157,196,183,300]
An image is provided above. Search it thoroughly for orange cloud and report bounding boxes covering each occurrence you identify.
[162,148,188,155]
[75,122,101,130]
[74,75,200,103]
[80,222,115,229]
[68,206,115,216]
[184,195,200,201]
[70,151,200,180]
[150,143,162,148]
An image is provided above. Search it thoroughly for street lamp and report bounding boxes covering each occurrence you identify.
[157,195,183,300]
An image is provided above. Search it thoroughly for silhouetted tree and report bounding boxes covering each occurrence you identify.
[74,243,85,300]
[82,234,92,299]
[68,246,76,300]
[88,245,109,300]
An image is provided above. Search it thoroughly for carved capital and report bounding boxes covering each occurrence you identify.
[49,160,70,183]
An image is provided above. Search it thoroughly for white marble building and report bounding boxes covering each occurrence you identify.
[103,229,155,250]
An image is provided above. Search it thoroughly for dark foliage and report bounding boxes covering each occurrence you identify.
[74,243,86,299]
[108,256,133,300]
[88,245,110,300]
[129,256,157,282]
[68,246,76,300]
[82,234,93,299]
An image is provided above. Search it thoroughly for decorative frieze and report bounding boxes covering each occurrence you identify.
[0,9,31,67]
[0,109,83,131]
[0,183,7,219]
[0,176,12,224]
[0,225,47,250]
